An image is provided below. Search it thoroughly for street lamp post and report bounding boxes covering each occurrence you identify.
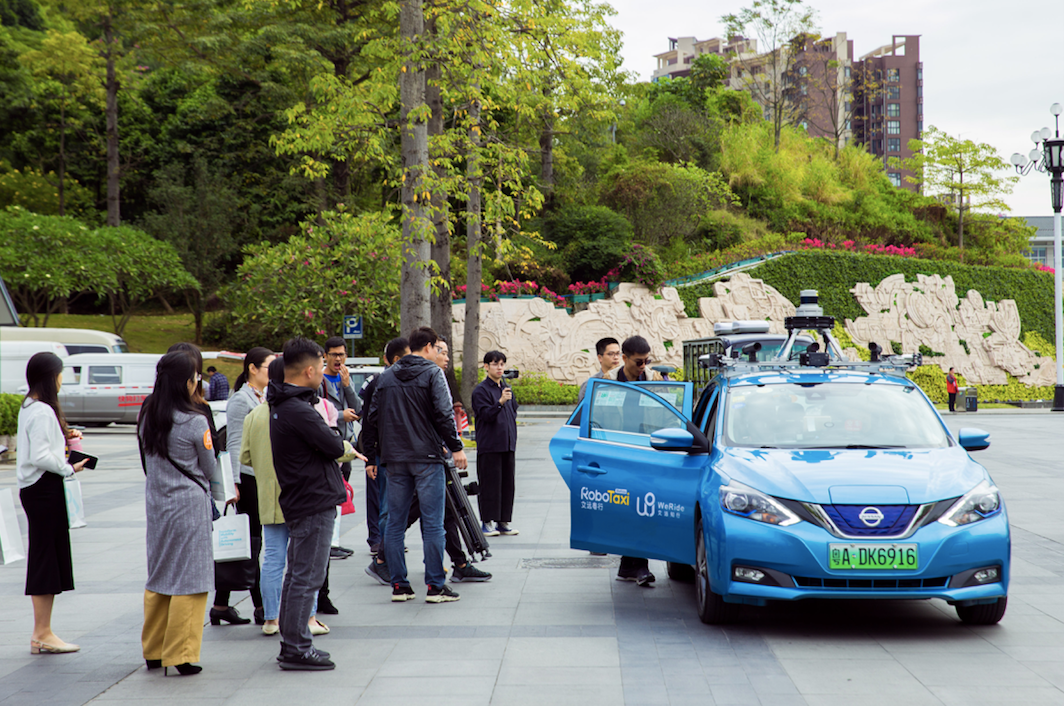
[1011,102,1064,412]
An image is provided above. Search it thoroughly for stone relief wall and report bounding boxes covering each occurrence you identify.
[450,272,1053,387]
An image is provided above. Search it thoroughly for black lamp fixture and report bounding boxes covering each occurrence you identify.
[1011,102,1064,411]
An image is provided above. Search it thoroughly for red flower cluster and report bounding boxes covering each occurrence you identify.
[801,238,916,258]
[1037,264,1055,274]
[452,280,567,307]
[568,278,609,295]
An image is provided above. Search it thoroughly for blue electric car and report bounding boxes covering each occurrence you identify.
[549,293,1009,625]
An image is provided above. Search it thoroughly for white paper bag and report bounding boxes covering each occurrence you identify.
[64,475,87,529]
[0,488,26,565]
[210,451,237,504]
[212,511,251,563]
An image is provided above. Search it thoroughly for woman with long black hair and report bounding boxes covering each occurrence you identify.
[213,346,274,626]
[138,351,215,677]
[17,352,89,655]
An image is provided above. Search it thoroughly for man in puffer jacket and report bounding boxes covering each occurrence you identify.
[363,327,467,604]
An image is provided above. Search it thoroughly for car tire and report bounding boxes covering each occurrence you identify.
[955,597,1007,625]
[667,562,695,582]
[696,516,737,625]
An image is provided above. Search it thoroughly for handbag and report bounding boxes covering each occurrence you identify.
[213,506,257,591]
[210,451,237,504]
[340,477,356,515]
[0,488,26,565]
[63,475,87,529]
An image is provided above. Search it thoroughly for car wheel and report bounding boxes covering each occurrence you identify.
[667,562,695,582]
[956,597,1007,625]
[696,516,736,625]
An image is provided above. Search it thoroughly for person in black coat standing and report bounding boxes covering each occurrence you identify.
[363,327,467,603]
[268,338,346,671]
[471,350,519,537]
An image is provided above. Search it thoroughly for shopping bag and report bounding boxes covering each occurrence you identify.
[0,488,26,565]
[64,475,87,529]
[215,535,259,591]
[340,478,356,515]
[210,451,237,504]
[212,508,251,562]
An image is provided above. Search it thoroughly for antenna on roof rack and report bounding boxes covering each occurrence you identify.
[777,290,848,362]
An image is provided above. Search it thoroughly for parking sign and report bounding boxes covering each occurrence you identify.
[343,315,363,339]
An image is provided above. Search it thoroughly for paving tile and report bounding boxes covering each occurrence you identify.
[490,683,624,706]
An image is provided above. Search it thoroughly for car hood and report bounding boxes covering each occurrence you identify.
[717,446,989,505]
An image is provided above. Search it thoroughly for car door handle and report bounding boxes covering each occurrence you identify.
[561,455,572,461]
[576,464,606,476]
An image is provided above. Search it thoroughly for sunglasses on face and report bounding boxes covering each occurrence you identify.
[630,357,651,367]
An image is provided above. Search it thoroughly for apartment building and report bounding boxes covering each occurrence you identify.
[651,33,923,192]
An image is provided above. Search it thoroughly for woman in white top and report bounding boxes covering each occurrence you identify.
[17,352,89,655]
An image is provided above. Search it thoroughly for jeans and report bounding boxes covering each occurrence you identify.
[262,524,318,622]
[383,461,445,588]
[278,509,333,653]
[376,458,388,544]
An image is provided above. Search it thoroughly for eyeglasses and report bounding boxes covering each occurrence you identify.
[630,357,651,367]
[326,352,346,359]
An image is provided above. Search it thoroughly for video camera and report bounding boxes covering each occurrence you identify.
[502,369,520,380]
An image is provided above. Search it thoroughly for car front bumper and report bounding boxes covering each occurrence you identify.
[709,509,1010,606]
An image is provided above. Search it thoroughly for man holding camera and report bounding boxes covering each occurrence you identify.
[472,351,519,537]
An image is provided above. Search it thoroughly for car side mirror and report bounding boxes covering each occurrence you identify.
[650,428,695,451]
[957,428,990,452]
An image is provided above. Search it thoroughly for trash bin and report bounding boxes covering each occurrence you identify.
[964,387,978,412]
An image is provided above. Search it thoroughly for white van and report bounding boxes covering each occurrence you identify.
[0,341,69,394]
[0,327,130,355]
[59,353,160,424]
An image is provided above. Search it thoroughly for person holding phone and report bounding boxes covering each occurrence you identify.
[471,350,519,538]
[17,352,89,655]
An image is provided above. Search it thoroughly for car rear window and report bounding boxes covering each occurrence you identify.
[724,382,948,449]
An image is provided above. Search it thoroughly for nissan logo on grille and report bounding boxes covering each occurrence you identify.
[859,507,885,527]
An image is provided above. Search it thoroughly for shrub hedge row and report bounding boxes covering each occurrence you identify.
[0,393,23,437]
[676,250,1058,343]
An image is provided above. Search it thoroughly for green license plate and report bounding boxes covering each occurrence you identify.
[829,543,919,570]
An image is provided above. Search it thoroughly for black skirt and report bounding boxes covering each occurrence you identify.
[20,472,74,596]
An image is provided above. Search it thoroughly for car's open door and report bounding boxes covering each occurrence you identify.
[570,379,704,564]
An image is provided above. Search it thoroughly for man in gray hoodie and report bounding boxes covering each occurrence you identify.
[363,327,467,603]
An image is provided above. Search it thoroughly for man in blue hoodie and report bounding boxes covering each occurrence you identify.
[363,327,467,603]
[269,338,346,670]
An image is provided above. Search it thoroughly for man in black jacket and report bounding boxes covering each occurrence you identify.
[364,327,467,603]
[471,350,519,537]
[269,338,346,670]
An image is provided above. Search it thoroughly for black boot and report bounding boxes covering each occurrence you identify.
[209,606,251,625]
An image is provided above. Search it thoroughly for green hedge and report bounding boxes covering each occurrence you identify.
[677,250,1058,343]
[0,393,23,436]
[454,368,578,407]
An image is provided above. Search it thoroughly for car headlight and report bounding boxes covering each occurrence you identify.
[720,481,801,526]
[938,480,1002,527]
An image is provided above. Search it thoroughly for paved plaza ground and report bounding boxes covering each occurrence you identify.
[1,411,1063,706]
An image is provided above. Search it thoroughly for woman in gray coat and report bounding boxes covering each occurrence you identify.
[137,352,215,677]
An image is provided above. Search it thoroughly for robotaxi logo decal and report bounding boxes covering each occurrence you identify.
[859,507,885,527]
[580,487,630,511]
[636,492,655,517]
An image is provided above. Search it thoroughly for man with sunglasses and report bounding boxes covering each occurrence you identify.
[604,335,662,587]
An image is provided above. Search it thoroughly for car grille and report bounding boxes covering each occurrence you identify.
[822,504,917,537]
[793,575,950,590]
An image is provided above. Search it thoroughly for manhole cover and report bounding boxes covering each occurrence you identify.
[519,556,620,569]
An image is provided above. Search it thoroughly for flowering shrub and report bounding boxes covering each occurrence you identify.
[800,237,916,258]
[452,279,566,307]
[497,279,540,296]
[608,244,664,290]
[1037,264,1055,274]
[567,278,609,296]
[452,283,499,301]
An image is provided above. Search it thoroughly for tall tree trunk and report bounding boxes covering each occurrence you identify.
[104,15,121,226]
[399,0,431,333]
[58,103,66,216]
[539,86,555,211]
[426,35,458,401]
[461,99,482,414]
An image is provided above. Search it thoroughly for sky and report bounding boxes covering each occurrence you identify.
[605,0,1064,218]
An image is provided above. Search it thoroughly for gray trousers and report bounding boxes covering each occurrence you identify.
[278,508,334,653]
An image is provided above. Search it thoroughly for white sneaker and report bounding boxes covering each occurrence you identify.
[497,522,520,536]
[481,521,500,537]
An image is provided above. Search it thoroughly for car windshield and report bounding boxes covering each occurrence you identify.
[723,382,949,449]
[728,341,809,362]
